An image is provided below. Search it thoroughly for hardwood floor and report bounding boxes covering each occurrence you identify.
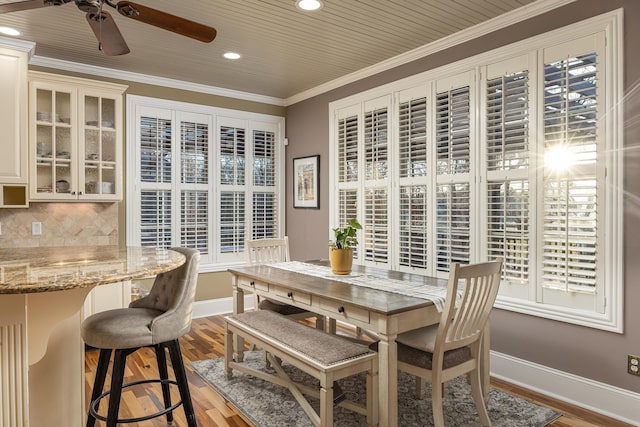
[84,315,633,427]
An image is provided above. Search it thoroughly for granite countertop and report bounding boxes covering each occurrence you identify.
[0,246,186,294]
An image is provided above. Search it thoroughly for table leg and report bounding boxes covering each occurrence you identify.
[231,276,245,363]
[377,332,398,427]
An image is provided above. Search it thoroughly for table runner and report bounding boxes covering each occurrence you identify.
[267,261,448,311]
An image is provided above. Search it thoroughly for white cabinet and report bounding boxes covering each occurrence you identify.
[83,281,132,319]
[28,72,127,201]
[0,40,33,207]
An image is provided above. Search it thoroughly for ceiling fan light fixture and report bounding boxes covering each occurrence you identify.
[296,0,322,11]
[223,52,241,60]
[0,26,20,36]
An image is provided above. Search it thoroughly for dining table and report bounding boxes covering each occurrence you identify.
[0,245,186,427]
[228,261,492,427]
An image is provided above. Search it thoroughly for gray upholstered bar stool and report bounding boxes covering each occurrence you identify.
[82,247,200,427]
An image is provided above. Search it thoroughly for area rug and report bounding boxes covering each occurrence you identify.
[192,351,561,427]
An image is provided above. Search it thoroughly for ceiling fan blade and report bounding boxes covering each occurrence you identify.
[0,0,70,14]
[86,11,130,56]
[116,1,216,43]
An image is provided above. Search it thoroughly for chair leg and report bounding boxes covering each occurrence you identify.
[167,339,198,427]
[469,369,491,426]
[431,377,445,427]
[106,349,129,427]
[86,349,112,427]
[155,344,174,424]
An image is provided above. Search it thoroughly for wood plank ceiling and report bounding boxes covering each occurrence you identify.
[0,0,536,100]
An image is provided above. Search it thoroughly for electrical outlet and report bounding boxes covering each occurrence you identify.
[628,355,640,376]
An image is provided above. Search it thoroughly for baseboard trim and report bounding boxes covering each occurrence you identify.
[491,351,639,425]
[191,298,639,425]
[192,296,254,319]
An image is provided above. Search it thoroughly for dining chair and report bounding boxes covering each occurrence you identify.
[246,236,324,329]
[82,247,200,427]
[395,257,503,427]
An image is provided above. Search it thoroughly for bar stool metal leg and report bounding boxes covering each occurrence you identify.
[155,343,175,424]
[167,339,198,427]
[86,349,112,427]
[106,348,132,427]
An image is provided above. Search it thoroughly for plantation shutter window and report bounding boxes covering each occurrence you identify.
[128,97,284,270]
[539,34,605,312]
[218,120,247,258]
[363,97,391,266]
[140,190,172,248]
[337,113,359,184]
[138,111,173,249]
[179,115,210,255]
[326,15,620,330]
[435,75,473,273]
[335,105,362,260]
[252,127,278,239]
[483,56,533,298]
[397,88,429,271]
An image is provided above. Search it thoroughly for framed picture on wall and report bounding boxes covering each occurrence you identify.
[293,155,320,209]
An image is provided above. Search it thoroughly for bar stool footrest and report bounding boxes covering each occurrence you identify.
[89,378,182,424]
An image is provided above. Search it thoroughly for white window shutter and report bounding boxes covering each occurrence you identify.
[140,116,172,184]
[140,190,172,248]
[397,90,429,271]
[435,76,472,273]
[484,64,531,291]
[338,114,359,183]
[180,190,208,253]
[252,128,278,239]
[540,35,603,310]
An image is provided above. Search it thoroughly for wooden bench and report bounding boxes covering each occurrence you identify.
[224,310,379,427]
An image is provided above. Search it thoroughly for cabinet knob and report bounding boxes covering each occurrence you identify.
[71,191,76,195]
[338,306,345,313]
[287,291,293,298]
[250,281,255,287]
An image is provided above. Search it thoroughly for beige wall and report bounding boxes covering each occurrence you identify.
[285,0,640,394]
[2,65,285,301]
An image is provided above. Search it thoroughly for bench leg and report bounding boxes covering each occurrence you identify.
[319,378,334,427]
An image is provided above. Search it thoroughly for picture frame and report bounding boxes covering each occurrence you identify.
[293,155,320,209]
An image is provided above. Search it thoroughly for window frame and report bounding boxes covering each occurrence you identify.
[328,10,623,332]
[126,95,286,273]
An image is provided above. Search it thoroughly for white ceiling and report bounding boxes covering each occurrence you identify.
[0,0,540,102]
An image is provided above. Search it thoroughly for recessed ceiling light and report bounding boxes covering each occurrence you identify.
[223,52,241,60]
[296,0,323,11]
[0,27,20,36]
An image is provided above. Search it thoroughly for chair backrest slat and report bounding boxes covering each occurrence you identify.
[246,237,291,266]
[438,258,503,352]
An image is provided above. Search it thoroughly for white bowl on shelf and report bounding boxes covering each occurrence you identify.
[102,182,114,193]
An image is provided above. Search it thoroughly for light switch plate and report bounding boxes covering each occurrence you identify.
[31,222,42,235]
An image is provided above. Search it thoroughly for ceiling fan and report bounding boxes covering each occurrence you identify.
[0,0,217,56]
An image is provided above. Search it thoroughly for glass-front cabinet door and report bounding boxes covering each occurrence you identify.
[80,93,120,199]
[29,71,126,202]
[31,83,78,200]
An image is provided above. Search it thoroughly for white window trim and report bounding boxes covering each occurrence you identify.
[126,94,286,273]
[328,10,623,332]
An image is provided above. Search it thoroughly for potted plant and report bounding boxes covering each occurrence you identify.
[328,218,362,274]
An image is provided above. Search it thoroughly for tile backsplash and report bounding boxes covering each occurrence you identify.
[0,202,118,248]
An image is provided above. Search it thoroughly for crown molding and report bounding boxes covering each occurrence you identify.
[0,35,35,57]
[284,0,577,106]
[28,55,287,107]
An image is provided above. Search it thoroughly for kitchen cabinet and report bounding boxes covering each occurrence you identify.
[83,281,132,319]
[0,40,32,207]
[28,71,127,201]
